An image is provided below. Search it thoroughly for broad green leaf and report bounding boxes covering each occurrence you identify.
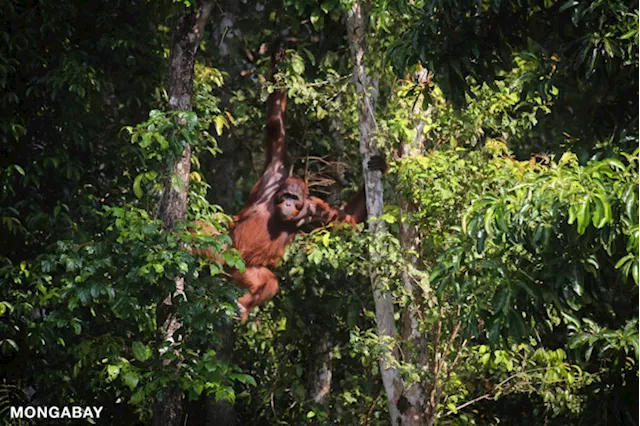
[132,341,152,362]
[620,29,638,40]
[630,333,639,357]
[133,174,144,199]
[130,390,144,405]
[106,365,121,382]
[122,371,140,390]
[231,373,256,387]
[13,165,25,176]
[322,232,330,247]
[625,189,637,220]
[292,55,305,74]
[214,116,225,136]
[632,260,639,285]
[615,254,633,270]
[576,198,590,235]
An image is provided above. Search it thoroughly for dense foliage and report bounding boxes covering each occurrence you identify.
[1,0,637,425]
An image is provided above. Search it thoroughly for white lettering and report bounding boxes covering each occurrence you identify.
[61,406,71,418]
[37,406,47,418]
[8,405,103,419]
[24,406,36,418]
[10,407,23,418]
[50,406,60,418]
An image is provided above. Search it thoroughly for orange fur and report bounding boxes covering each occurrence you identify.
[190,51,375,323]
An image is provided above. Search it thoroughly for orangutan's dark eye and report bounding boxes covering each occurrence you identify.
[283,193,299,201]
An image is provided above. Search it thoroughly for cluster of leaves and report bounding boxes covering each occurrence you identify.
[394,143,638,422]
[376,32,560,160]
[0,204,248,422]
[445,149,637,339]
[446,344,597,424]
[122,64,231,204]
[390,0,638,99]
[389,0,639,155]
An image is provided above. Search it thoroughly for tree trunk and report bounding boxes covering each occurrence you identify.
[397,69,431,426]
[307,331,334,405]
[153,3,214,426]
[346,3,403,425]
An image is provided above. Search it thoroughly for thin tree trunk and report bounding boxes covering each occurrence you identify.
[153,3,213,426]
[346,3,403,425]
[307,331,334,404]
[398,68,431,426]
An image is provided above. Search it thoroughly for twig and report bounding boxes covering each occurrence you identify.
[366,394,380,420]
[441,367,574,418]
[302,156,353,188]
[442,393,493,417]
[272,73,353,90]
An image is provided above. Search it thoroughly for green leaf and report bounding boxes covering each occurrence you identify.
[625,189,637,220]
[310,11,323,30]
[154,133,169,150]
[380,213,397,223]
[13,165,25,176]
[493,289,509,314]
[71,321,81,335]
[615,254,633,270]
[106,365,121,382]
[308,250,323,265]
[322,232,330,247]
[629,330,639,356]
[483,207,495,236]
[576,198,590,235]
[602,158,625,171]
[214,115,225,136]
[132,341,152,362]
[122,371,140,390]
[620,29,638,40]
[591,195,607,228]
[193,381,204,396]
[231,373,256,387]
[133,174,144,199]
[130,389,145,405]
[585,344,594,361]
[320,0,337,13]
[292,55,305,74]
